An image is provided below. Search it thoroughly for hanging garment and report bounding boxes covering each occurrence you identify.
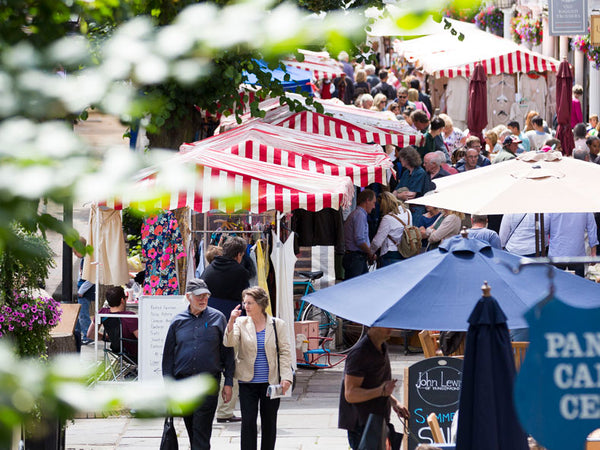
[194,239,206,278]
[82,205,130,286]
[445,76,469,130]
[509,100,536,130]
[141,210,186,295]
[270,231,297,370]
[546,72,557,126]
[487,74,516,128]
[311,245,336,289]
[519,73,547,122]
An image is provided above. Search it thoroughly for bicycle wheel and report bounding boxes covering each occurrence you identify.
[301,303,335,338]
[337,319,365,354]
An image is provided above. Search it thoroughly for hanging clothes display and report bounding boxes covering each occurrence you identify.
[270,231,297,370]
[141,210,186,295]
[509,99,536,130]
[519,73,547,121]
[82,205,130,286]
[445,76,469,130]
[546,72,557,127]
[487,74,516,128]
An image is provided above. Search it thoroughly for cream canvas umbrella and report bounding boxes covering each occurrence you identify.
[408,151,600,214]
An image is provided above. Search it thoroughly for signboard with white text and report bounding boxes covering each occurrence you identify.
[514,297,600,450]
[404,357,463,449]
[549,0,588,35]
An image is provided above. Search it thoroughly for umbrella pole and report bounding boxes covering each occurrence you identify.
[535,213,541,257]
[540,213,546,256]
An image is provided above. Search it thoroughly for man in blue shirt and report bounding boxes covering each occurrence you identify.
[468,215,501,249]
[544,213,598,277]
[162,278,235,449]
[343,189,377,280]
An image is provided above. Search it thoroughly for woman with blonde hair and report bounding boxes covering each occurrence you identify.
[439,113,464,155]
[372,93,388,111]
[371,192,413,266]
[420,209,464,250]
[484,130,501,155]
[408,88,430,118]
[353,69,370,99]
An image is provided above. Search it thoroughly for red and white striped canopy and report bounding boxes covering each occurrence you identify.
[218,96,422,147]
[102,149,354,214]
[272,109,420,148]
[180,121,393,187]
[283,49,345,80]
[394,19,560,78]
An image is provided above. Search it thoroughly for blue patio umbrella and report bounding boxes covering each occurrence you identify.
[455,284,529,450]
[242,59,312,93]
[304,235,600,331]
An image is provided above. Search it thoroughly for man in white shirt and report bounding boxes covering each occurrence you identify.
[524,115,552,151]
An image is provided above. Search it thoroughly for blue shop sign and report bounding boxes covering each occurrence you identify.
[514,297,600,450]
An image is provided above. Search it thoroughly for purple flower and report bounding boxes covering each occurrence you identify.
[21,304,29,310]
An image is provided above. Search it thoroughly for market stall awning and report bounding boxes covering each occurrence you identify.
[394,18,560,78]
[282,49,345,80]
[101,148,354,214]
[180,121,393,186]
[218,96,422,147]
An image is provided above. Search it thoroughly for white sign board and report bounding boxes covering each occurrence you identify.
[138,295,187,382]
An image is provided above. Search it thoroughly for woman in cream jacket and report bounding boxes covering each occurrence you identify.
[224,286,293,450]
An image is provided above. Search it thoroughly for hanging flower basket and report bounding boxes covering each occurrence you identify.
[572,33,600,69]
[511,13,543,47]
[475,6,504,36]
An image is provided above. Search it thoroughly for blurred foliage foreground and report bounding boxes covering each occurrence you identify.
[0,341,215,446]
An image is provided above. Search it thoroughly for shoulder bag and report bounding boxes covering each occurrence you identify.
[272,318,296,392]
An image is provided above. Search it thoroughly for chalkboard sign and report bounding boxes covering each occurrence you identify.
[403,357,463,449]
[138,295,188,382]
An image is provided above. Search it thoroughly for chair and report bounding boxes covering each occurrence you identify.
[512,341,529,372]
[419,330,440,358]
[101,317,138,381]
[427,412,446,444]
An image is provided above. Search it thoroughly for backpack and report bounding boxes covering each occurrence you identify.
[389,213,421,258]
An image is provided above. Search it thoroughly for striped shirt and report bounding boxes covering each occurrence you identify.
[250,329,269,383]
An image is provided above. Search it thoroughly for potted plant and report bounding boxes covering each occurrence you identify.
[0,226,61,359]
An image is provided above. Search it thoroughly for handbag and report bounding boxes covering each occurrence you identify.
[272,318,296,392]
[358,414,386,450]
[357,414,404,450]
[160,417,178,450]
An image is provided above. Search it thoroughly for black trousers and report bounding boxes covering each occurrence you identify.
[239,382,280,450]
[182,381,219,449]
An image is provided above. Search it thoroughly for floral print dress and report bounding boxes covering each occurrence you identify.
[141,211,186,295]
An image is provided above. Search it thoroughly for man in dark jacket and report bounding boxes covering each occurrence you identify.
[201,235,250,423]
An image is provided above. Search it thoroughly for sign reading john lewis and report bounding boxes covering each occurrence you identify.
[138,295,187,381]
[549,0,588,35]
[514,297,600,450]
[405,357,463,449]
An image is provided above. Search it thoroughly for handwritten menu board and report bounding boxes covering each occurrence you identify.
[138,295,187,382]
[403,357,463,449]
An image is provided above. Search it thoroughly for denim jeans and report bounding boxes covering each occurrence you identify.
[380,251,404,267]
[342,251,368,280]
[77,284,95,339]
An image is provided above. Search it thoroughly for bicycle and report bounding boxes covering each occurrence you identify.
[293,271,364,354]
